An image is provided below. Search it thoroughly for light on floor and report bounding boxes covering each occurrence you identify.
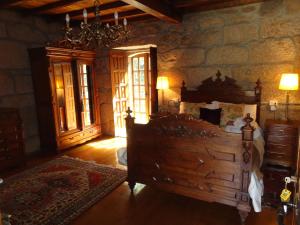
[87,138,127,149]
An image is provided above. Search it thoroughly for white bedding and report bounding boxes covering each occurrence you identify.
[117,121,265,212]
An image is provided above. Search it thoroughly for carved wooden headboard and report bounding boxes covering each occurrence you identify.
[181,71,262,122]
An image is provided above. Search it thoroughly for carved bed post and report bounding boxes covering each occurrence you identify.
[238,113,255,224]
[254,79,262,124]
[125,107,136,191]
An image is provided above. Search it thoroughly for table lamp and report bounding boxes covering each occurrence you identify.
[279,73,299,120]
[156,76,169,105]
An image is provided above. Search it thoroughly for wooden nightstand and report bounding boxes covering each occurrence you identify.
[264,119,300,169]
[263,119,300,206]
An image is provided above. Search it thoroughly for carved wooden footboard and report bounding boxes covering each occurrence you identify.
[126,111,255,224]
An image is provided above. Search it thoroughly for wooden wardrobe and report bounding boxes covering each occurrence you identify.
[29,47,101,152]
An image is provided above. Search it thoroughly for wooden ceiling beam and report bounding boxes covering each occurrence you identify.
[120,0,181,24]
[0,0,22,7]
[32,0,83,14]
[68,1,128,18]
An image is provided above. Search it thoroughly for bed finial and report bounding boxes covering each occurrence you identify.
[216,70,222,78]
[244,113,253,125]
[126,107,133,118]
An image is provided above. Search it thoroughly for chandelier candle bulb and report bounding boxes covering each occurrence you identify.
[106,23,110,28]
[114,11,119,25]
[65,14,70,27]
[123,18,127,27]
[83,9,88,24]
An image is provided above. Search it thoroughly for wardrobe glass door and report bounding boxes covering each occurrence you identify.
[53,62,78,133]
[78,62,95,128]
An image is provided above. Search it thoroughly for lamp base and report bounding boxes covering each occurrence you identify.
[284,91,289,121]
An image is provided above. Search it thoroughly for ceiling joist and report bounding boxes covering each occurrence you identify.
[32,0,83,14]
[69,1,128,18]
[120,0,182,24]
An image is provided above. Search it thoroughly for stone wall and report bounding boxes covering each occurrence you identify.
[0,9,61,153]
[1,0,300,153]
[102,0,300,127]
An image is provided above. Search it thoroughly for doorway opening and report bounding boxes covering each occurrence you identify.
[110,44,158,137]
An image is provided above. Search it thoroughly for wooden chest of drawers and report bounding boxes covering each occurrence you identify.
[0,108,24,172]
[264,119,299,168]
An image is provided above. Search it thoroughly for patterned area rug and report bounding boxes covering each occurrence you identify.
[0,156,127,225]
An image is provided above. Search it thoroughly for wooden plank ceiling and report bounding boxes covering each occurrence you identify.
[1,0,269,24]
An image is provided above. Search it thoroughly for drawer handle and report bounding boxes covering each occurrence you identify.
[165,177,173,183]
[198,159,205,165]
[206,183,213,193]
[152,177,157,181]
[154,162,160,169]
[198,185,204,191]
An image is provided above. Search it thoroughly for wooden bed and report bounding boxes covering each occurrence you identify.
[125,71,262,224]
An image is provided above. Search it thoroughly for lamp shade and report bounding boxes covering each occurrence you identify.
[279,73,299,91]
[156,76,169,90]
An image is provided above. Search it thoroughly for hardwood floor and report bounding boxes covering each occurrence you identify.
[1,137,292,225]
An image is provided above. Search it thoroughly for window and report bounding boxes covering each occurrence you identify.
[78,63,94,127]
[130,53,150,124]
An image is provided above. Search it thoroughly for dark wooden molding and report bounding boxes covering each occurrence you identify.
[69,1,128,18]
[32,0,83,14]
[120,0,182,24]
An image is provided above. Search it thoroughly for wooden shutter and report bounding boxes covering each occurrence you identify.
[110,50,128,137]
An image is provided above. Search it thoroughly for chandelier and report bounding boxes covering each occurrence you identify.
[56,0,129,49]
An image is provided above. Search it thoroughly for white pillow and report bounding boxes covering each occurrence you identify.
[205,102,220,109]
[212,101,257,121]
[179,102,206,118]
